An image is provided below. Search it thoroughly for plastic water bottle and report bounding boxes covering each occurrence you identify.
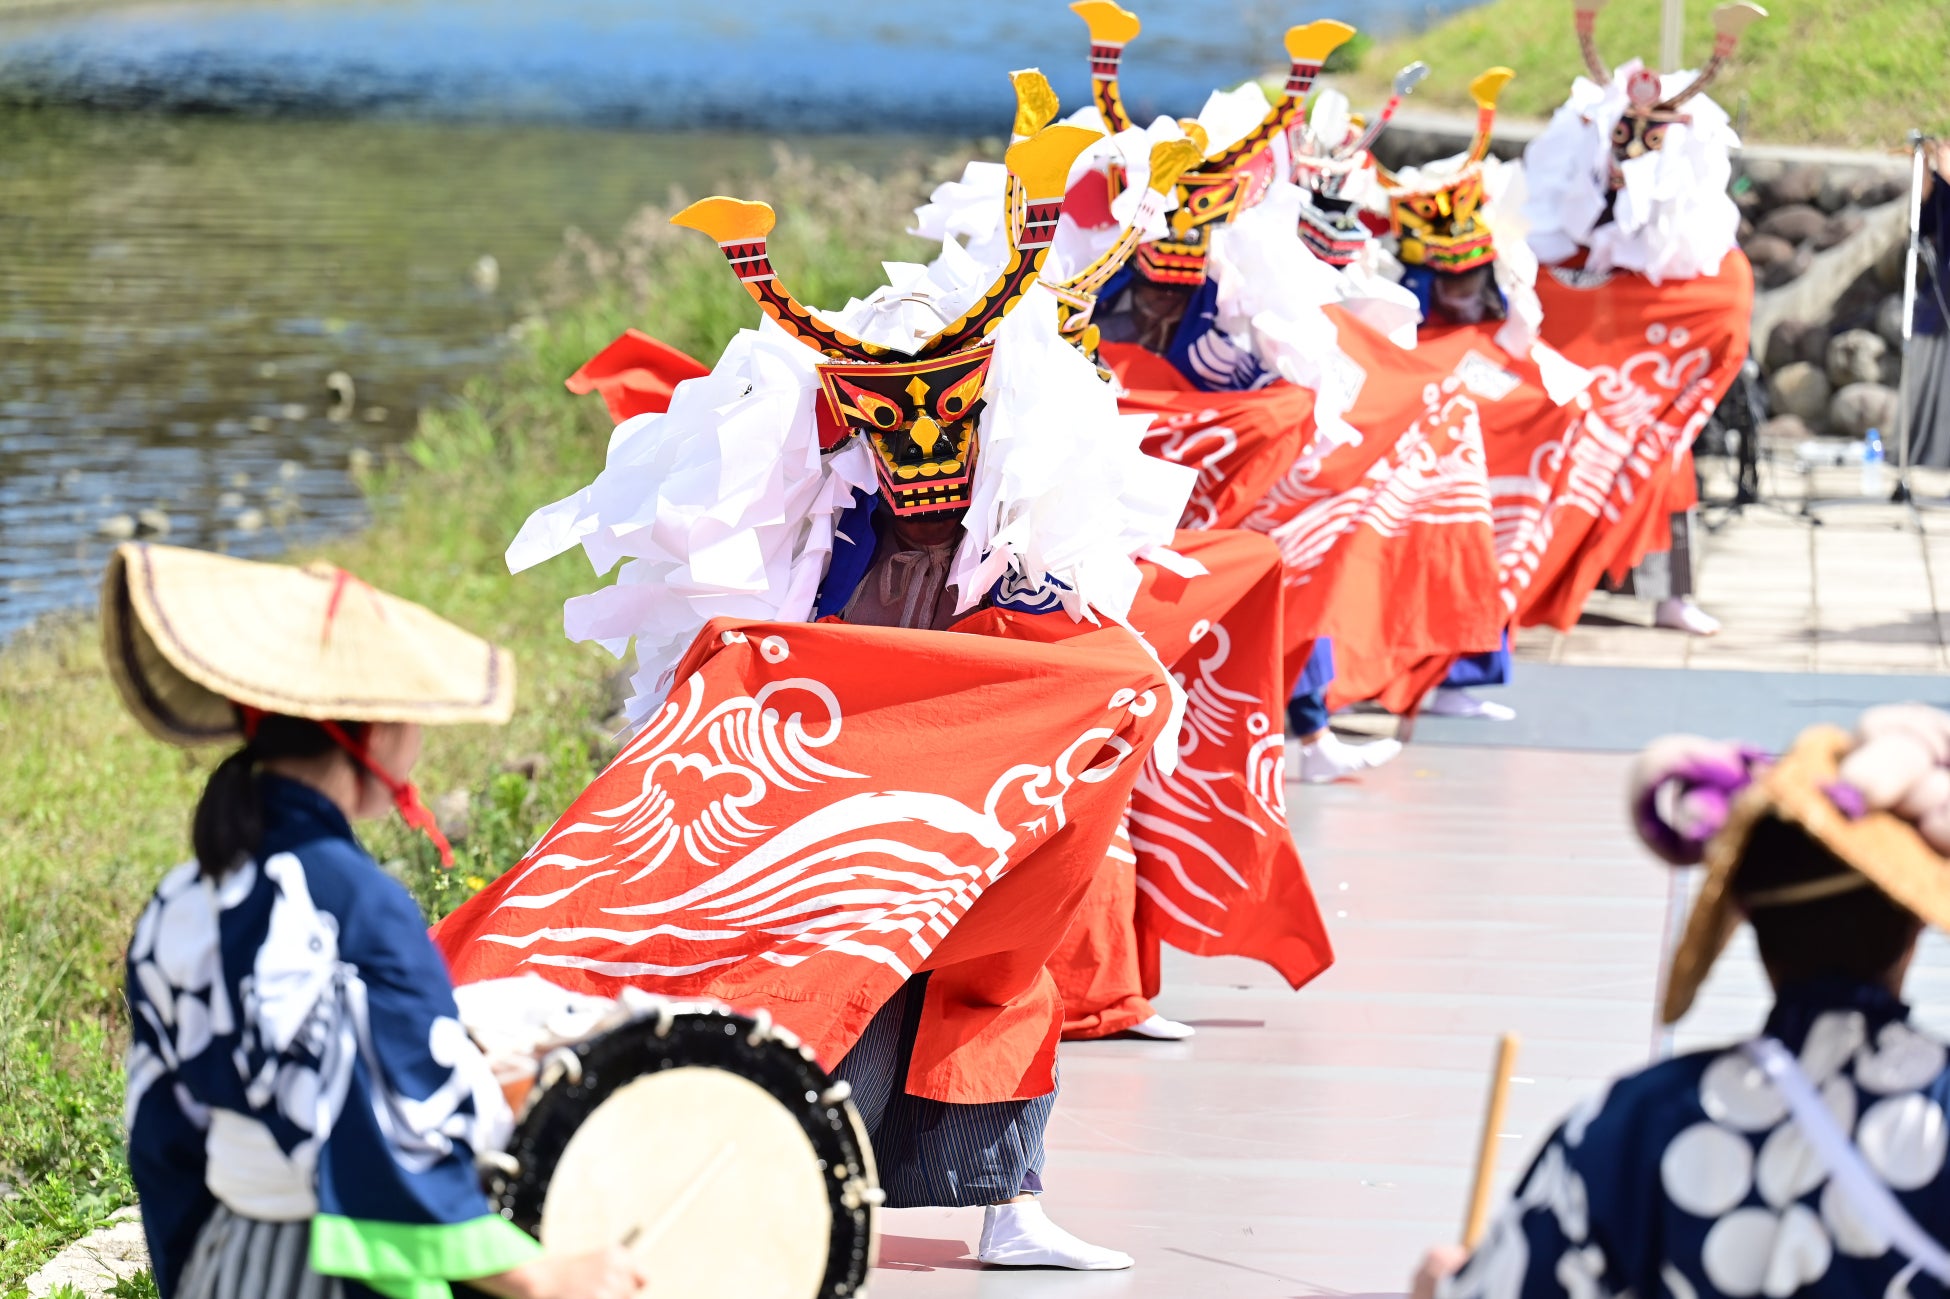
[1863,427,1886,496]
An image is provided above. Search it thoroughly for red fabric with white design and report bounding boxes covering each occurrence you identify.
[434,612,1171,1104]
[1520,254,1753,631]
[1049,819,1151,1039]
[564,328,712,422]
[1110,304,1506,706]
[1360,321,1602,712]
[1050,528,1332,1039]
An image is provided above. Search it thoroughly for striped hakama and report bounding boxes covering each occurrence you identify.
[832,973,1054,1209]
[175,1207,343,1299]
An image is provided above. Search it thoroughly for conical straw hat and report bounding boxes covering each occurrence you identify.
[101,542,515,747]
[1661,724,1950,1023]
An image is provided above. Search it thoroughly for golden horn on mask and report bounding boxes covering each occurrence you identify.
[1071,0,1141,134]
[670,198,886,362]
[1206,20,1353,173]
[1467,67,1515,163]
[1057,136,1206,310]
[1010,68,1061,141]
[919,123,1103,357]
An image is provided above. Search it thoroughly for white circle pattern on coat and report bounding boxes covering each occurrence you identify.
[1820,1177,1891,1258]
[154,882,220,991]
[1763,1204,1834,1297]
[1798,1011,1867,1085]
[1700,1052,1789,1131]
[1661,1121,1756,1217]
[1555,1244,1608,1299]
[1855,1022,1948,1096]
[1701,1207,1781,1296]
[1856,1093,1949,1191]
[1755,1077,1855,1209]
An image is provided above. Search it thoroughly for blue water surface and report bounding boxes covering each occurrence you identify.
[0,0,1487,129]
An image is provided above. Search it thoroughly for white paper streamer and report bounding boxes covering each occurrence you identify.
[1521,63,1741,284]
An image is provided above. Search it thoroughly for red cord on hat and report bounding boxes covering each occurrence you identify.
[320,567,386,646]
[318,720,456,869]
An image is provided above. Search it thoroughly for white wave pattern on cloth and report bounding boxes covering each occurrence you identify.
[1563,322,1721,527]
[1522,63,1741,283]
[1249,379,1496,590]
[1128,621,1284,939]
[1144,406,1240,531]
[471,653,1154,984]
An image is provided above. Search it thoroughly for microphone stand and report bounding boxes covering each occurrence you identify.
[1803,130,1943,524]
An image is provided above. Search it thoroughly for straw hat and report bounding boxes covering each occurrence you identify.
[102,542,515,747]
[1660,723,1950,1023]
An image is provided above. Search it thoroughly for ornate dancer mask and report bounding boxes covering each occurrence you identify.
[1288,57,1429,268]
[1376,68,1513,276]
[672,125,1099,517]
[1072,1,1353,286]
[1573,0,1766,191]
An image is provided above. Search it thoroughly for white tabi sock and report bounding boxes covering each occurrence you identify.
[976,1199,1135,1270]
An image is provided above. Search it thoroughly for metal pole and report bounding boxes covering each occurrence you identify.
[1896,131,1927,498]
[1660,0,1684,72]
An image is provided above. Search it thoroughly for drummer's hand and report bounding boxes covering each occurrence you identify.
[1409,1244,1469,1299]
[475,1248,647,1299]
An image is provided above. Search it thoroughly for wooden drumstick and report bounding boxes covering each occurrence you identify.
[1461,1033,1521,1251]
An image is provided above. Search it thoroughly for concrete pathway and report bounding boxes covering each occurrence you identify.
[871,746,1950,1298]
[1518,460,1950,675]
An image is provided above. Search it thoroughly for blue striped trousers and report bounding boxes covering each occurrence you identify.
[832,974,1053,1208]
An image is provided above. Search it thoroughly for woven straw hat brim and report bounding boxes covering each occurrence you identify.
[1661,724,1950,1023]
[101,542,515,747]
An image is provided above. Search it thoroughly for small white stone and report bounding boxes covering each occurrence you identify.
[23,1213,151,1297]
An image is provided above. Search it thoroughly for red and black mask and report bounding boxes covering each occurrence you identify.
[817,348,993,517]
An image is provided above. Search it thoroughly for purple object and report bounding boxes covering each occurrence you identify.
[1633,743,1771,865]
[1824,782,1868,820]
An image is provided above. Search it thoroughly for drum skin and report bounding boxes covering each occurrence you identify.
[486,1008,879,1299]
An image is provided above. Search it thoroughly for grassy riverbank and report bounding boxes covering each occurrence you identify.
[1348,0,1949,147]
[0,150,934,1293]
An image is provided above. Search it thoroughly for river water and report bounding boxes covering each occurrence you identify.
[0,0,1483,637]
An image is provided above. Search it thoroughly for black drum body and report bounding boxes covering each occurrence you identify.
[484,1005,879,1299]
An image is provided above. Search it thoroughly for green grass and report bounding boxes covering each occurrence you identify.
[0,148,934,1294]
[1343,0,1950,147]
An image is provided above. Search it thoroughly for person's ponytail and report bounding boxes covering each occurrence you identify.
[193,745,263,880]
[190,711,354,879]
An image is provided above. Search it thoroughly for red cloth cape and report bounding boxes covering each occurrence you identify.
[435,611,1171,1105]
[1051,529,1332,1039]
[1520,254,1753,630]
[564,329,712,423]
[1112,305,1509,708]
[1358,321,1600,711]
